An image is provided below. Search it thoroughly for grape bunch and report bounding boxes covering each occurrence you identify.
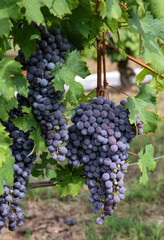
[0,96,36,232]
[16,24,75,162]
[66,96,143,225]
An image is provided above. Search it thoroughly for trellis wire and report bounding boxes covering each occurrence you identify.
[128,155,164,166]
[26,155,164,190]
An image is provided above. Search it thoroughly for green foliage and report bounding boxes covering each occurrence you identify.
[19,0,78,25]
[136,68,164,93]
[18,0,45,25]
[0,58,29,101]
[32,152,85,197]
[12,107,46,153]
[99,0,122,20]
[147,0,164,19]
[32,152,57,178]
[60,0,103,48]
[0,123,14,195]
[128,6,164,73]
[12,20,40,60]
[51,51,90,105]
[137,144,156,185]
[53,164,85,197]
[0,0,21,37]
[0,36,11,59]
[107,29,139,62]
[0,97,18,121]
[124,85,161,133]
[0,123,12,167]
[0,58,29,121]
[0,155,14,195]
[44,0,79,18]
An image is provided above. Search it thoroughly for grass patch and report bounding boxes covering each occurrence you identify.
[83,214,164,240]
[25,229,32,240]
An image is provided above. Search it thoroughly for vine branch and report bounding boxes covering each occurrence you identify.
[105,42,164,79]
[97,39,102,97]
[26,181,59,190]
[94,0,100,13]
[102,30,107,98]
[126,54,164,78]
[107,84,131,97]
[118,2,128,10]
[127,151,139,157]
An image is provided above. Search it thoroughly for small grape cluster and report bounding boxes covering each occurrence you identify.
[0,96,36,232]
[66,96,143,225]
[16,24,75,162]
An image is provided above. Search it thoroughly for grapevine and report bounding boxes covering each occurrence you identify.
[0,0,163,234]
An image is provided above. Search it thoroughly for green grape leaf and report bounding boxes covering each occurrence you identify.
[0,155,14,195]
[51,51,90,104]
[0,123,12,168]
[137,144,156,185]
[103,17,118,34]
[147,0,164,19]
[0,18,12,37]
[98,0,106,19]
[123,0,139,7]
[124,85,161,133]
[60,0,102,49]
[0,0,21,20]
[12,108,46,153]
[0,123,14,195]
[44,0,78,18]
[99,0,122,20]
[12,76,29,97]
[31,168,44,178]
[149,76,164,93]
[30,130,46,153]
[46,168,57,179]
[0,58,29,101]
[0,36,11,59]
[128,7,164,73]
[21,0,78,24]
[88,14,103,44]
[12,20,40,60]
[54,165,85,197]
[19,0,44,25]
[136,68,153,85]
[0,0,21,37]
[32,152,59,178]
[63,3,90,39]
[136,68,164,93]
[0,97,18,121]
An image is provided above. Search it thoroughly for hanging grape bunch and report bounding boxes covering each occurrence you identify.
[0,23,77,233]
[0,96,36,232]
[66,96,143,225]
[16,24,75,162]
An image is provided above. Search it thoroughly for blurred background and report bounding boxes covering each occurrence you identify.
[2,32,164,239]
